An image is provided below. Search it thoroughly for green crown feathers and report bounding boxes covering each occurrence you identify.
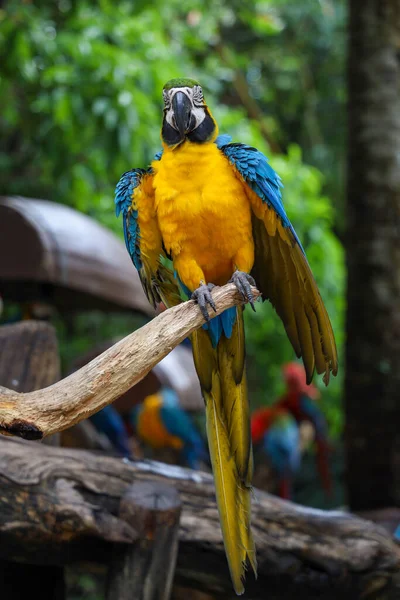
[163,78,200,90]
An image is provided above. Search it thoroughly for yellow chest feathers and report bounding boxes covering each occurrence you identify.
[151,142,253,267]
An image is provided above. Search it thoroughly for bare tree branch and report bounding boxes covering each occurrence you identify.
[0,283,260,441]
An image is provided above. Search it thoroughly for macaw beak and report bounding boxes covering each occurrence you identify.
[172,91,195,136]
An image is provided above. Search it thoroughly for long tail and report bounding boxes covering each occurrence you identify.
[191,307,257,595]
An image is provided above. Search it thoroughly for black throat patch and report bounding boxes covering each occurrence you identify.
[187,112,216,143]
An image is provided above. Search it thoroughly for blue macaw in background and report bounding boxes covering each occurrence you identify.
[90,404,132,458]
[263,412,300,500]
[394,524,400,542]
[131,387,208,470]
[251,406,300,499]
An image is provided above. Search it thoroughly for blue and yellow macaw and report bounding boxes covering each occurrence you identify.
[115,78,338,595]
[130,387,208,470]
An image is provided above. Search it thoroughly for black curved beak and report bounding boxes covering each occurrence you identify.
[172,91,193,136]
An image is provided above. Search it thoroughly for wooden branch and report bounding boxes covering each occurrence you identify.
[1,438,399,600]
[0,284,260,441]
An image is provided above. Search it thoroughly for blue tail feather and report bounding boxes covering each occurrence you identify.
[177,275,237,348]
[203,307,237,348]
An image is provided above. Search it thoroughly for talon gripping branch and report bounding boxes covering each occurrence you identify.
[115,78,338,595]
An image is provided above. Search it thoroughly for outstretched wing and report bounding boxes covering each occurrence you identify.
[115,167,179,308]
[220,143,338,385]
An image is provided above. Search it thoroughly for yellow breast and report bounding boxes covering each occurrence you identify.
[151,141,254,289]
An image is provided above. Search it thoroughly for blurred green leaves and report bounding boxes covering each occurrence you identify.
[0,0,345,435]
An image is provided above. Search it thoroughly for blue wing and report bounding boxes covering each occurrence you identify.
[159,388,208,468]
[90,405,131,457]
[115,168,147,271]
[264,414,300,476]
[115,164,180,308]
[220,142,338,385]
[221,143,304,252]
[299,395,328,441]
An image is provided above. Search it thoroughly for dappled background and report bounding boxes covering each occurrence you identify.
[2,0,400,597]
[1,0,345,505]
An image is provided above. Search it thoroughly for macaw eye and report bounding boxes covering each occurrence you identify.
[192,85,204,105]
[163,90,171,108]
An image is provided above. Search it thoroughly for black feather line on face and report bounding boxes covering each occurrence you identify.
[187,112,216,143]
[162,119,184,146]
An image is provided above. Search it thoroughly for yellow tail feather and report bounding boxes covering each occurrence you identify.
[191,313,256,595]
[204,381,247,595]
[217,309,250,480]
[239,447,257,577]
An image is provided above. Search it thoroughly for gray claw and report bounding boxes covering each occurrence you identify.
[229,271,256,311]
[191,283,217,322]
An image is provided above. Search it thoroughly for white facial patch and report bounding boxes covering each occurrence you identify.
[163,86,206,131]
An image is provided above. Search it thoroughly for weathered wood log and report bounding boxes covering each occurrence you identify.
[0,283,260,439]
[0,321,63,597]
[106,481,181,600]
[0,437,399,600]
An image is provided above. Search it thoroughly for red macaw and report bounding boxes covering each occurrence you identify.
[277,362,332,496]
[251,405,300,499]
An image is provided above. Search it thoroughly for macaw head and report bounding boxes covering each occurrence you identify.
[282,361,320,400]
[161,78,217,147]
[159,386,180,407]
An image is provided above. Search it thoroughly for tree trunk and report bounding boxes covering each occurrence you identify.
[345,0,400,510]
[0,437,399,600]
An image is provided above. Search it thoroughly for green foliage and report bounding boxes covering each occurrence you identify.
[0,0,345,435]
[55,311,149,375]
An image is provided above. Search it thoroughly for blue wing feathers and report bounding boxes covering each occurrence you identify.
[215,134,232,148]
[220,143,305,254]
[160,397,208,469]
[115,169,147,270]
[220,306,237,339]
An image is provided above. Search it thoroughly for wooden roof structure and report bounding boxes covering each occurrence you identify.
[0,196,154,315]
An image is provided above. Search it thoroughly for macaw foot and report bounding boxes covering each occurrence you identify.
[191,283,217,322]
[229,270,256,311]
